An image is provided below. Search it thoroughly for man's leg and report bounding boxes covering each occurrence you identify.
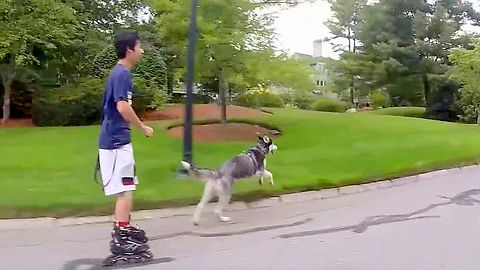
[114,191,133,226]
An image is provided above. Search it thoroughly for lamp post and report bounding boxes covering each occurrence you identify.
[178,0,198,179]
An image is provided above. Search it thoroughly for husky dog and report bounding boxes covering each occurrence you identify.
[181,134,278,225]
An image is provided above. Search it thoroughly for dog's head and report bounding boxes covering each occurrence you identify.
[257,134,277,154]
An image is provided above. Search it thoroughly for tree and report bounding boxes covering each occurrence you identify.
[60,0,155,79]
[91,34,168,112]
[325,0,368,104]
[152,0,283,123]
[75,0,151,34]
[449,41,480,124]
[325,0,367,53]
[0,0,80,124]
[340,0,480,115]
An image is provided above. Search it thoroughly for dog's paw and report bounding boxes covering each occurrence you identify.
[181,161,191,169]
[219,216,231,222]
[258,178,263,185]
[192,219,200,226]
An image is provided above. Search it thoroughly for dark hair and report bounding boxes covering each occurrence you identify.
[114,31,140,59]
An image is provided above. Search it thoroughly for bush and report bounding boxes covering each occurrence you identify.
[32,78,105,126]
[278,90,320,110]
[311,99,349,113]
[233,90,284,108]
[131,76,169,115]
[369,89,390,108]
[294,91,319,110]
[373,107,426,118]
[32,76,168,127]
[92,44,167,92]
[169,92,213,104]
[424,81,460,122]
[456,85,480,124]
[0,80,34,119]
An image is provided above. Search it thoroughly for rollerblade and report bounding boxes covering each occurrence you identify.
[102,223,153,267]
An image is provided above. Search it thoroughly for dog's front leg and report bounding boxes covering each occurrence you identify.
[257,170,265,186]
[263,170,274,186]
[215,193,232,222]
[214,181,232,222]
[258,177,264,185]
[193,181,214,226]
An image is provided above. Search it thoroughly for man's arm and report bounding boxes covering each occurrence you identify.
[117,101,153,137]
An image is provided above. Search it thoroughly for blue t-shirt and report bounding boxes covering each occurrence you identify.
[98,64,133,149]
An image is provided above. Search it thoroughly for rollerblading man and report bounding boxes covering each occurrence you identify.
[95,30,155,267]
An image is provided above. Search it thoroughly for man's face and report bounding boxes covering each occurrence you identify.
[127,40,144,63]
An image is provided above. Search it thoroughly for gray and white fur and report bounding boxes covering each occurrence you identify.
[181,135,278,225]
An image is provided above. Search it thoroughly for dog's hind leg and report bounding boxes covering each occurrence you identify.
[193,181,214,226]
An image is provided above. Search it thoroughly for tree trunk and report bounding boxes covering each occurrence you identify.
[353,37,356,53]
[1,68,15,125]
[422,73,430,106]
[350,78,355,106]
[476,104,480,125]
[348,27,352,52]
[219,71,227,125]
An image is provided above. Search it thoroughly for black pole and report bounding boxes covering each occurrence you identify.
[219,69,227,124]
[178,0,198,178]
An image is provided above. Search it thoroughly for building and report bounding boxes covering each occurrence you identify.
[292,39,331,91]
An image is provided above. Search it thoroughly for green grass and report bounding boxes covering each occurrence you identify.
[373,107,426,118]
[2,107,480,219]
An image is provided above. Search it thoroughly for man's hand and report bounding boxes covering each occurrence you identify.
[141,125,154,137]
[117,101,154,137]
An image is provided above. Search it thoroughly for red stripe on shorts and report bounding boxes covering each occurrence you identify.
[122,177,135,186]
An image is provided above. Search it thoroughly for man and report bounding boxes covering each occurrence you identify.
[98,31,154,265]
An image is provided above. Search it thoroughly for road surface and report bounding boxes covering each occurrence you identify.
[1,166,480,270]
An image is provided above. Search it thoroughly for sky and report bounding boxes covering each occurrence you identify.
[271,1,336,58]
[271,0,480,60]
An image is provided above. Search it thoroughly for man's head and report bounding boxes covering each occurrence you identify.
[114,31,144,64]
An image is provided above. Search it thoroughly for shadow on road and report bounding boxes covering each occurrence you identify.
[277,189,480,239]
[63,257,175,270]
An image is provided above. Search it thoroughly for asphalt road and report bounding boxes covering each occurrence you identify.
[1,166,480,270]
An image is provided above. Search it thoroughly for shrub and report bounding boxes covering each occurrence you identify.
[373,107,426,118]
[130,76,169,115]
[311,99,349,113]
[233,90,284,108]
[278,90,320,110]
[32,78,105,126]
[92,44,167,92]
[2,80,34,118]
[294,91,319,110]
[369,89,390,108]
[32,75,169,127]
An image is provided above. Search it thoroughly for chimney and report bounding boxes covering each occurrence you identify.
[313,39,323,58]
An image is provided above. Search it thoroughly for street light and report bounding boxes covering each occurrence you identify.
[177,0,198,179]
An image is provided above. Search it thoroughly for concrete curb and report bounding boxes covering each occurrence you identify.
[0,164,476,231]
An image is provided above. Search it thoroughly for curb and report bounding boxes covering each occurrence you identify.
[0,164,474,231]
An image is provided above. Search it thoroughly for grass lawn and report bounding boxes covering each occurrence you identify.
[2,107,480,219]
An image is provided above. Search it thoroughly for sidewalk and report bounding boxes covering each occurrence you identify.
[0,164,470,231]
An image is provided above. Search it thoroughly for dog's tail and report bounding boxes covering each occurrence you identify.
[181,161,221,181]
